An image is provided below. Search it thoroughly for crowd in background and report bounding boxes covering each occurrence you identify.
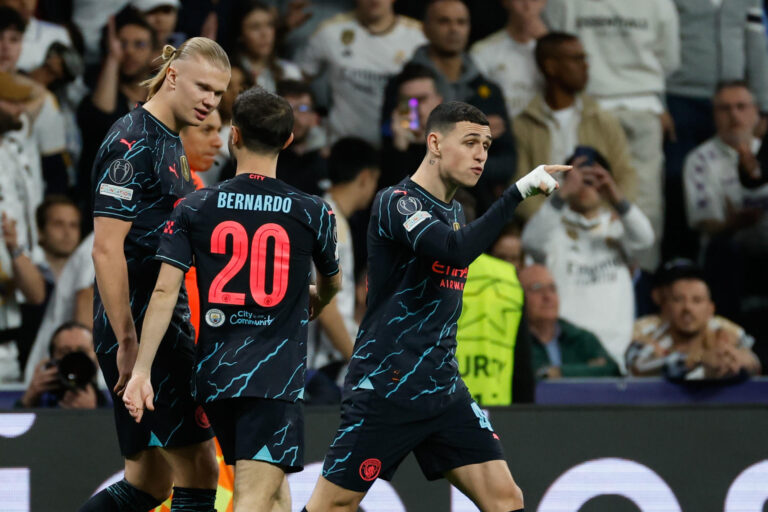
[1,0,767,409]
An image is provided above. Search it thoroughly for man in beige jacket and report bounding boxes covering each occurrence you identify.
[513,32,636,220]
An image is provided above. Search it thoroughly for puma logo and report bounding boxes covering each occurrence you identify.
[119,139,137,151]
[168,163,179,179]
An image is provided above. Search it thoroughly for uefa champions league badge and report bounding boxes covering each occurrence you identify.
[397,196,422,216]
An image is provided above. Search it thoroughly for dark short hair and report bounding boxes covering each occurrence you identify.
[714,80,753,98]
[0,6,26,33]
[36,195,80,231]
[276,79,314,104]
[394,62,439,93]
[534,31,579,74]
[232,86,294,155]
[328,138,379,185]
[425,101,488,136]
[653,259,705,290]
[49,321,91,358]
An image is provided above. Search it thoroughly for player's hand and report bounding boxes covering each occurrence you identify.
[308,284,323,320]
[114,336,139,396]
[123,372,155,423]
[515,165,572,198]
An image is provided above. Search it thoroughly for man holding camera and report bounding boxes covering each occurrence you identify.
[18,321,105,408]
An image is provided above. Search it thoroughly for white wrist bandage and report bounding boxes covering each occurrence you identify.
[515,165,559,198]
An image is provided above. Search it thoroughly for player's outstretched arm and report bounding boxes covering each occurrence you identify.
[403,165,570,268]
[93,217,137,396]
[123,263,184,422]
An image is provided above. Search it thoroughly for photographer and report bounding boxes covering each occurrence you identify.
[18,321,106,409]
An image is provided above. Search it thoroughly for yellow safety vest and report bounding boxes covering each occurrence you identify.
[456,254,524,406]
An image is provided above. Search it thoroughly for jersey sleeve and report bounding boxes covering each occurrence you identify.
[92,133,152,221]
[377,186,524,268]
[312,200,340,277]
[155,196,196,271]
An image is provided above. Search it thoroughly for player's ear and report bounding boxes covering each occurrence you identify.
[426,131,441,159]
[230,125,241,147]
[166,64,178,90]
[282,132,295,150]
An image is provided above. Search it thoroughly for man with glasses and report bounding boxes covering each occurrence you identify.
[275,79,328,196]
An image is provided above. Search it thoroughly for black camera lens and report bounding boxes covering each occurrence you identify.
[57,351,97,390]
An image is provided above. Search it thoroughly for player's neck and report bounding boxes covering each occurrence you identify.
[143,94,182,133]
[234,153,278,179]
[411,157,458,204]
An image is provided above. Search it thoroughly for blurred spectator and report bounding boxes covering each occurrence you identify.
[132,0,185,50]
[24,233,94,386]
[230,1,302,93]
[456,233,534,404]
[684,82,766,246]
[546,0,679,272]
[627,274,760,379]
[519,264,620,378]
[181,108,223,189]
[204,62,254,187]
[306,138,380,404]
[489,222,524,270]
[0,0,73,72]
[19,321,106,408]
[265,0,355,59]
[522,151,654,372]
[471,0,547,118]
[296,0,426,145]
[380,63,443,188]
[513,32,636,220]
[1,6,69,200]
[663,0,768,262]
[76,7,154,216]
[383,0,516,208]
[275,79,329,195]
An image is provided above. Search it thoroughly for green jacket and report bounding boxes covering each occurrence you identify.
[531,319,621,378]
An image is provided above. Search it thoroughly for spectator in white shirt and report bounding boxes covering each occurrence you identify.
[546,0,680,272]
[522,149,654,372]
[0,0,73,72]
[296,0,425,145]
[470,0,547,118]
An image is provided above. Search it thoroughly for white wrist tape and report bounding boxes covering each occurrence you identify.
[515,165,559,198]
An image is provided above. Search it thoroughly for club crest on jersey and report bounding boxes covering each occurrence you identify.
[108,159,134,185]
[205,308,226,327]
[453,222,461,231]
[397,196,422,216]
[180,155,191,181]
[341,29,355,45]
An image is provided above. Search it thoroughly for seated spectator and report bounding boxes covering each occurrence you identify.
[18,321,107,408]
[306,138,380,404]
[296,0,425,145]
[0,0,73,72]
[489,222,524,270]
[132,0,186,50]
[76,7,154,216]
[684,82,767,249]
[17,196,82,369]
[471,0,547,118]
[24,233,95,387]
[275,79,329,195]
[379,63,444,188]
[522,150,654,372]
[229,1,302,93]
[513,32,636,219]
[381,0,516,209]
[519,264,620,379]
[626,272,760,379]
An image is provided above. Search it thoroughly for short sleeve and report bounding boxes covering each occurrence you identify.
[155,197,194,271]
[33,93,66,156]
[92,135,153,221]
[313,201,340,276]
[376,189,440,251]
